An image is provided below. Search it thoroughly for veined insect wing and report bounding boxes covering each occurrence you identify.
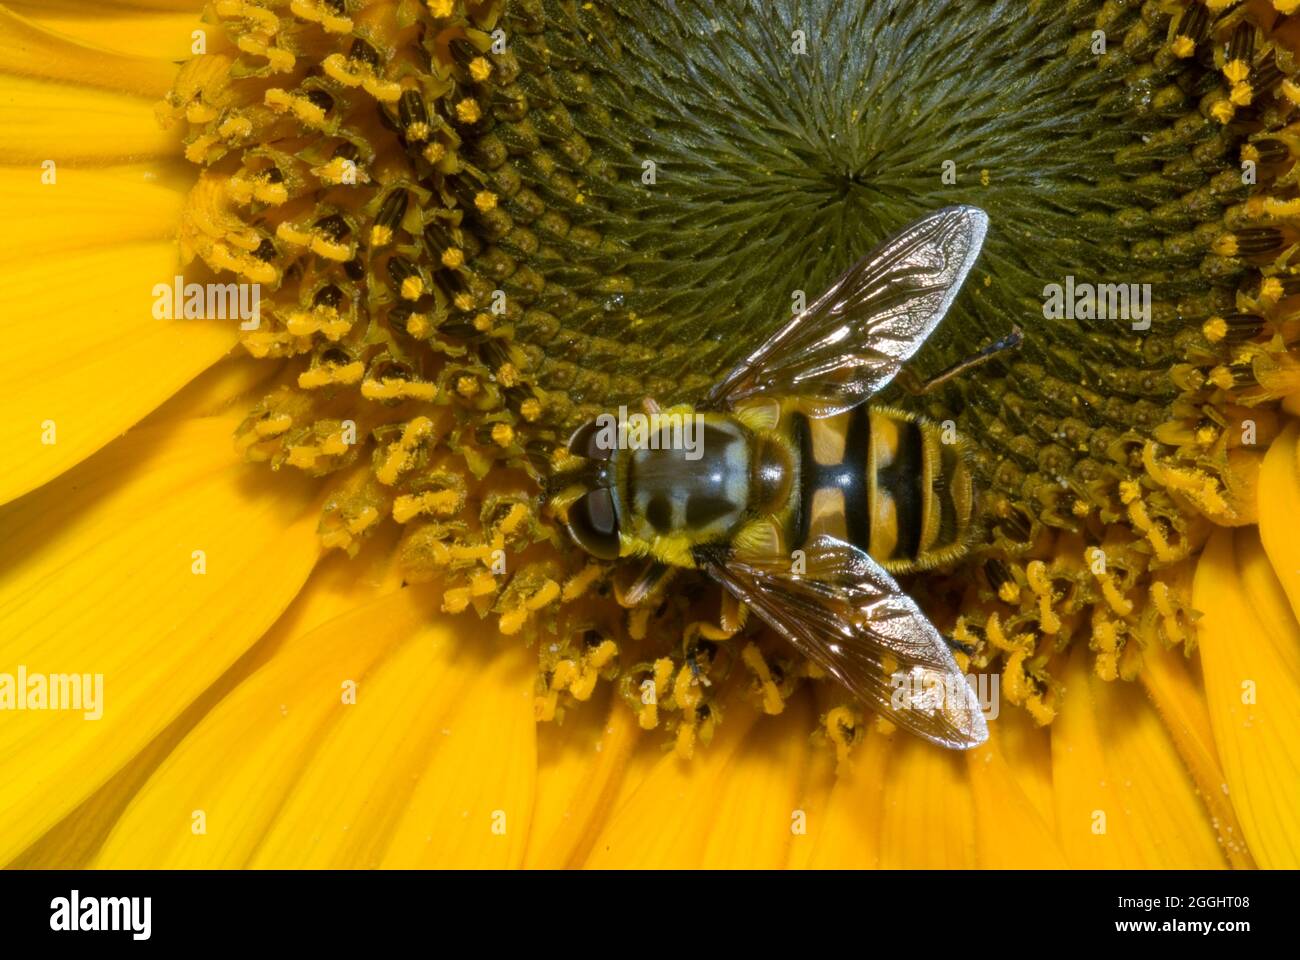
[700,534,988,750]
[706,205,989,416]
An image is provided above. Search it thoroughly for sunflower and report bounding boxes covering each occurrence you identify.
[1,0,1298,870]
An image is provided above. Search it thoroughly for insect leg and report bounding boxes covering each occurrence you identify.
[944,634,977,656]
[899,324,1023,395]
[613,558,675,608]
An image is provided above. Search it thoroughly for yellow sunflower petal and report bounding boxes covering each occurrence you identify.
[376,642,535,869]
[1140,637,1256,868]
[523,690,640,868]
[582,690,812,868]
[790,725,888,869]
[88,555,426,869]
[241,606,513,868]
[0,165,191,262]
[0,241,236,503]
[96,572,538,869]
[0,6,179,97]
[11,354,361,869]
[230,625,533,869]
[878,735,978,868]
[0,74,181,161]
[0,414,321,865]
[1194,526,1300,868]
[986,700,1056,832]
[1050,645,1226,868]
[8,0,204,61]
[1259,422,1300,626]
[966,727,1068,868]
[15,536,404,869]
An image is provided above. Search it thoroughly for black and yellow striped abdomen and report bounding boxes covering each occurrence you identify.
[767,401,977,574]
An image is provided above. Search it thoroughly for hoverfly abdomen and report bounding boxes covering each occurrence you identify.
[871,409,976,573]
[778,404,976,577]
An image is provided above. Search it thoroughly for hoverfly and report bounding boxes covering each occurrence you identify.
[552,206,1004,749]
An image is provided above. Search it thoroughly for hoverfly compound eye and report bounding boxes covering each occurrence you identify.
[566,488,621,560]
[567,419,613,461]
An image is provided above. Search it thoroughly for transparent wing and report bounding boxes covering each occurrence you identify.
[707,205,988,416]
[701,533,988,749]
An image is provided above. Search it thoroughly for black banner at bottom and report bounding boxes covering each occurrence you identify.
[0,867,1283,946]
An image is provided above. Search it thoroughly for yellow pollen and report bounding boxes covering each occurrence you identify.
[1212,234,1239,257]
[824,706,858,774]
[298,360,363,389]
[392,490,461,523]
[1208,366,1235,390]
[1223,60,1250,86]
[1092,617,1121,682]
[451,543,491,563]
[376,418,435,486]
[1264,196,1300,217]
[360,378,438,402]
[561,564,603,601]
[1098,575,1134,617]
[741,643,785,715]
[455,98,481,124]
[255,414,293,438]
[406,313,431,338]
[1026,561,1061,634]
[442,586,471,614]
[1210,98,1236,125]
[674,720,697,759]
[673,664,703,714]
[1151,581,1187,645]
[496,362,521,388]
[496,502,529,537]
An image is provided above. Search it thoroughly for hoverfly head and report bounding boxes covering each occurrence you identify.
[566,418,615,462]
[557,418,620,560]
[564,486,621,560]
